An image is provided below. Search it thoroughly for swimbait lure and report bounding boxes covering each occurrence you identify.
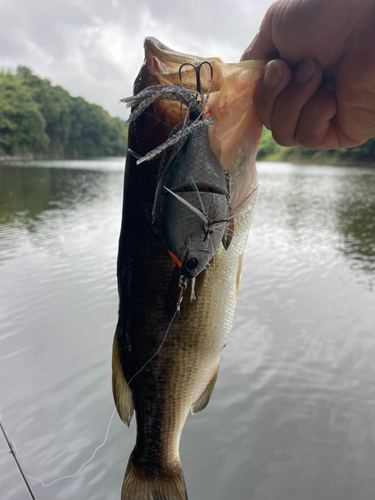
[122,61,232,279]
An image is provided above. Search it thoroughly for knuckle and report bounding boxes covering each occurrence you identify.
[295,124,322,149]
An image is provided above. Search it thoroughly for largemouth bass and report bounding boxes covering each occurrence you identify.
[113,37,264,500]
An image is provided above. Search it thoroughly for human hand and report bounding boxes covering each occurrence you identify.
[241,0,375,149]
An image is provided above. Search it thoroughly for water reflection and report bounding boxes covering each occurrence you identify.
[1,161,374,282]
[0,160,374,500]
[0,164,110,225]
[0,159,126,500]
[0,161,126,271]
[334,171,375,281]
[254,163,375,288]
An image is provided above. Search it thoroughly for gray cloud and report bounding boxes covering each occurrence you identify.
[0,0,273,118]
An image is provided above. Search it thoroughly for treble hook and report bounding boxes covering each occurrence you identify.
[178,61,213,96]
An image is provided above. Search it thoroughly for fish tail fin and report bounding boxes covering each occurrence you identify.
[122,452,188,500]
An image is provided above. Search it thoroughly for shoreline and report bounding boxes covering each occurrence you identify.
[257,158,375,168]
[1,154,374,168]
[0,154,125,162]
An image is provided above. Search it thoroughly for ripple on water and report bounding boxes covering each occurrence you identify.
[1,161,375,500]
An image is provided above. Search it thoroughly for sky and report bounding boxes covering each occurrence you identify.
[0,0,274,119]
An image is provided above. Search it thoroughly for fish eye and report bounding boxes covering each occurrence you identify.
[186,258,198,270]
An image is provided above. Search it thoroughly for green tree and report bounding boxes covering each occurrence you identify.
[1,66,128,158]
[257,127,375,164]
[336,138,375,161]
[0,71,49,155]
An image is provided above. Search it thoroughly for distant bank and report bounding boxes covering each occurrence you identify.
[0,67,128,159]
[257,129,375,165]
[1,68,373,165]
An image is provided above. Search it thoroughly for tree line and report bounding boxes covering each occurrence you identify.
[1,65,373,163]
[257,128,375,164]
[0,67,127,158]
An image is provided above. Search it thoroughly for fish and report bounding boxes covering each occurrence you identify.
[112,37,264,500]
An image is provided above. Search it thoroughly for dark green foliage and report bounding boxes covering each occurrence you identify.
[258,128,375,164]
[0,67,128,158]
[0,70,49,155]
[256,129,280,160]
[335,137,375,161]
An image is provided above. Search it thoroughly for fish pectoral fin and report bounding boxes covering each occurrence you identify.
[112,328,134,427]
[191,361,220,415]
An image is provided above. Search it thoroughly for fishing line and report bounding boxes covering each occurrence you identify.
[210,183,261,226]
[1,394,118,490]
[27,407,117,488]
[141,112,175,129]
[0,403,117,490]
[127,303,181,386]
[1,281,186,491]
[18,291,185,489]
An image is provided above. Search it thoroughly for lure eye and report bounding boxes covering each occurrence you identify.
[186,258,198,270]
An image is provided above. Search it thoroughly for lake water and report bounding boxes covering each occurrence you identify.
[0,159,374,500]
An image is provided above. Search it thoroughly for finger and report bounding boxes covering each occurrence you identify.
[296,86,363,149]
[294,88,338,149]
[253,59,292,130]
[270,58,323,147]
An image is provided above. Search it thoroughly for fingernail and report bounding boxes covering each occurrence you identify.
[294,58,315,84]
[263,61,281,90]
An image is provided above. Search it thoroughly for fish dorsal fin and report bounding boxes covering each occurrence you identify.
[191,361,220,415]
[112,327,134,426]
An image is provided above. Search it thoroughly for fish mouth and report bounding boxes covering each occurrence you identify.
[144,37,224,66]
[143,36,224,91]
[141,37,265,213]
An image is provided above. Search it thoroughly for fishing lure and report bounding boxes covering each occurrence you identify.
[122,62,232,279]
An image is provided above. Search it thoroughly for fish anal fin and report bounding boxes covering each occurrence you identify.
[191,361,220,415]
[122,452,188,500]
[112,328,134,426]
